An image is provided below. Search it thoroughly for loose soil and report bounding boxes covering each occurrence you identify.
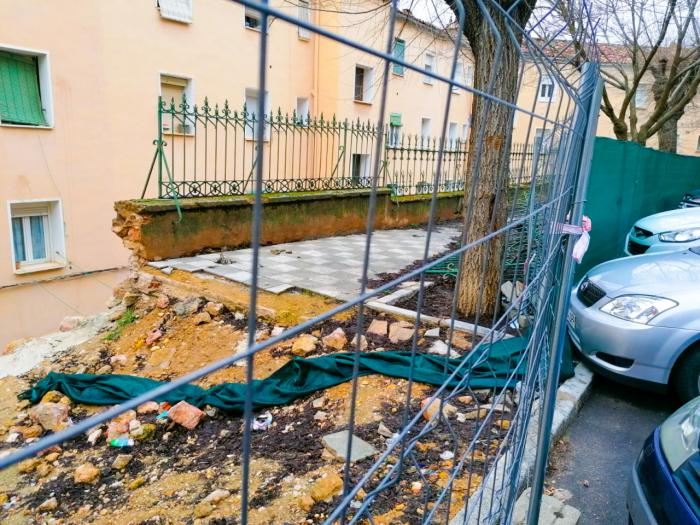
[0,269,514,525]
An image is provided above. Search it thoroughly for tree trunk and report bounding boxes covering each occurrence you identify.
[456,7,524,319]
[657,113,680,152]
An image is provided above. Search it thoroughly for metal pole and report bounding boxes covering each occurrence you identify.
[526,63,603,525]
[157,96,164,198]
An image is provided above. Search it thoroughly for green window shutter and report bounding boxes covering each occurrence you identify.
[390,113,402,126]
[0,51,47,126]
[392,39,405,75]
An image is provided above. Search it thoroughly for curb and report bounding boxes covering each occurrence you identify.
[450,362,594,524]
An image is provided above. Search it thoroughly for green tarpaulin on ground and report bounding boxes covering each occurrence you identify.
[20,336,574,413]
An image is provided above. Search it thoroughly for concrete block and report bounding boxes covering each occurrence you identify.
[322,431,378,463]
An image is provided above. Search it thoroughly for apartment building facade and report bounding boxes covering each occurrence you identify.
[0,0,473,348]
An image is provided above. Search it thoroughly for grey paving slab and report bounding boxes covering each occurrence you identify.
[154,224,461,298]
[322,431,378,462]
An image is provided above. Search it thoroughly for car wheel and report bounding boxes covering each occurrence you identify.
[673,347,700,403]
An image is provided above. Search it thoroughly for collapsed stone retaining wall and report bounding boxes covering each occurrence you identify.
[113,189,462,261]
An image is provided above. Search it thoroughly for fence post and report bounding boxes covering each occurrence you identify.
[157,96,164,199]
[526,63,603,525]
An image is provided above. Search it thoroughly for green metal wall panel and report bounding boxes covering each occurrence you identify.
[576,137,700,280]
[0,51,47,126]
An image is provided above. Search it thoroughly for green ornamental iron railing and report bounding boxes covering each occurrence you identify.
[143,96,541,199]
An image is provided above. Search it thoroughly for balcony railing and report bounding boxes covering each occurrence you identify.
[142,96,542,199]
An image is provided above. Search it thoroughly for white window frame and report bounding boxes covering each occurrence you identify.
[635,84,649,108]
[448,122,458,149]
[354,65,374,104]
[350,153,370,183]
[298,0,311,40]
[244,88,270,141]
[244,7,267,31]
[537,76,555,102]
[7,199,66,274]
[0,44,54,129]
[420,117,432,147]
[424,52,435,85]
[296,96,310,124]
[157,0,193,23]
[465,63,474,86]
[159,73,195,135]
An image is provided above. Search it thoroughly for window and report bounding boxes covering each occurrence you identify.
[392,39,406,76]
[538,76,555,101]
[388,113,402,147]
[354,65,373,103]
[465,63,474,86]
[448,122,458,149]
[424,53,435,84]
[158,0,192,23]
[298,0,311,39]
[245,8,265,31]
[9,200,66,273]
[452,62,464,93]
[462,123,469,140]
[420,117,431,146]
[635,84,649,108]
[160,74,194,134]
[296,96,309,124]
[244,88,270,140]
[350,153,370,183]
[534,128,553,152]
[0,48,52,127]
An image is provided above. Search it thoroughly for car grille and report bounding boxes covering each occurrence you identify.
[673,454,700,520]
[627,239,650,255]
[633,226,654,238]
[576,278,606,307]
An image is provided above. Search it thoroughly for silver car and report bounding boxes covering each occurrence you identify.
[568,248,700,401]
[625,207,700,256]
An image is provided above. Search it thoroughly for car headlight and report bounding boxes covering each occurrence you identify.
[659,228,700,242]
[599,295,677,324]
[661,397,700,470]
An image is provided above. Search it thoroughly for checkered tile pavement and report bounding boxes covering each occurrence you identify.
[149,225,461,300]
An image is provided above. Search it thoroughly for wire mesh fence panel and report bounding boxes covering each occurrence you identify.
[1,1,601,524]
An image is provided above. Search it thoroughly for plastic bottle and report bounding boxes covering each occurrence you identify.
[109,437,134,447]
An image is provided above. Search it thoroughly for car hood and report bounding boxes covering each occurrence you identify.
[586,249,700,298]
[636,207,700,234]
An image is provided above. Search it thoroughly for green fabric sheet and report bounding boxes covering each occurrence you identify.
[20,336,572,414]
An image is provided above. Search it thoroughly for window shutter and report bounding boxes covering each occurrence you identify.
[393,40,405,75]
[158,0,193,23]
[0,51,47,126]
[390,113,402,126]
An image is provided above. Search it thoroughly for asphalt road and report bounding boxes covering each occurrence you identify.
[546,375,676,525]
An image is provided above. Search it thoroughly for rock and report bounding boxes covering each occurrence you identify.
[96,364,113,375]
[74,463,100,484]
[462,408,489,420]
[18,458,39,473]
[427,340,460,359]
[40,391,65,404]
[451,335,472,351]
[298,494,316,511]
[420,398,458,422]
[110,354,127,367]
[203,489,231,504]
[193,312,212,325]
[512,488,581,525]
[424,327,440,338]
[44,452,60,462]
[457,395,474,404]
[367,319,388,337]
[291,334,318,356]
[389,321,415,344]
[168,401,204,430]
[322,431,378,462]
[410,481,423,494]
[481,403,511,413]
[133,423,156,441]
[122,293,140,307]
[59,315,84,332]
[155,295,170,309]
[439,450,454,461]
[112,454,133,470]
[29,402,70,431]
[36,462,52,478]
[5,432,20,443]
[129,419,142,434]
[38,497,58,512]
[174,297,202,316]
[137,401,160,414]
[13,424,43,439]
[205,302,225,317]
[87,429,103,445]
[322,328,347,350]
[350,334,368,351]
[310,473,344,502]
[109,308,126,322]
[311,397,326,409]
[194,502,214,518]
[377,422,394,438]
[271,325,285,337]
[314,411,328,422]
[127,476,146,490]
[146,330,163,345]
